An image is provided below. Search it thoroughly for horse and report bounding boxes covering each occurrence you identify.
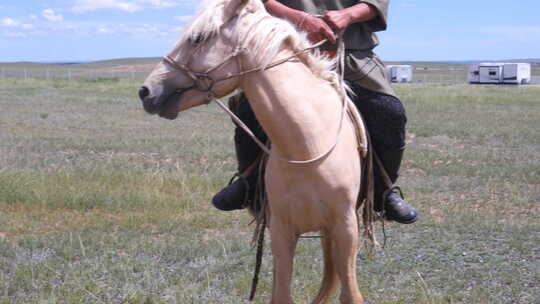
[138,0,372,302]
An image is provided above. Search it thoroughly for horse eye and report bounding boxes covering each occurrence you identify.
[188,34,204,45]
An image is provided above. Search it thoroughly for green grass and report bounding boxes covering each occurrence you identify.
[0,78,539,303]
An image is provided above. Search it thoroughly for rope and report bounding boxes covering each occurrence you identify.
[215,38,348,165]
[249,215,266,301]
[245,37,349,301]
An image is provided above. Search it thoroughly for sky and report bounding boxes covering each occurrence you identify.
[0,0,539,62]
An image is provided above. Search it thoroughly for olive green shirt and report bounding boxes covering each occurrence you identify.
[272,0,396,97]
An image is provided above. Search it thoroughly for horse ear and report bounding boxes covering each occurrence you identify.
[236,0,251,11]
[223,0,246,17]
[239,0,265,13]
[223,0,255,20]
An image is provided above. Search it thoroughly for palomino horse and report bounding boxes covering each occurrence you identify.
[139,0,371,302]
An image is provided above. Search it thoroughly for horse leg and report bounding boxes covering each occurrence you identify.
[311,230,339,304]
[332,211,364,304]
[269,222,298,304]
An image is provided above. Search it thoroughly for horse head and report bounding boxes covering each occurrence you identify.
[138,0,265,120]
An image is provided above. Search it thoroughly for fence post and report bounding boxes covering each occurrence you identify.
[24,68,28,80]
[46,69,50,80]
[1,67,4,79]
[68,69,72,81]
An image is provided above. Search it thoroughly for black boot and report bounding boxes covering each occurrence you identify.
[374,147,419,224]
[212,94,267,211]
[212,170,258,211]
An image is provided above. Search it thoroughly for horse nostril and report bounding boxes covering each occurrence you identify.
[139,86,150,100]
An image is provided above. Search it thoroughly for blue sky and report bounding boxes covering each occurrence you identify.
[0,0,539,62]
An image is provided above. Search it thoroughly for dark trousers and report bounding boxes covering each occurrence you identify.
[229,85,408,209]
[347,82,407,151]
[230,84,407,165]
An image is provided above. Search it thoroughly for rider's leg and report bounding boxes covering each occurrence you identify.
[348,83,419,224]
[212,93,266,211]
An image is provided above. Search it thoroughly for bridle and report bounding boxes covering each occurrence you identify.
[162,44,247,102]
[161,14,270,102]
[161,15,348,165]
[161,13,327,102]
[162,42,328,100]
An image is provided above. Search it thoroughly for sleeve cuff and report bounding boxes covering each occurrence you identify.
[359,0,388,32]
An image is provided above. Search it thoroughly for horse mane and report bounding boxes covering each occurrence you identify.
[177,0,348,96]
[176,0,227,45]
[238,7,348,96]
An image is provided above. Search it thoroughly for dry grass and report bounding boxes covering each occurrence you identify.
[0,78,539,303]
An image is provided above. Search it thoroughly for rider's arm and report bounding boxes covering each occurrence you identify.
[323,1,388,33]
[263,0,336,43]
[359,0,389,32]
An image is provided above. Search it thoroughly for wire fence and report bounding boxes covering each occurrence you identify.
[1,66,539,85]
[0,67,151,81]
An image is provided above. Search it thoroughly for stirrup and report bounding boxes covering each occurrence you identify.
[382,185,404,202]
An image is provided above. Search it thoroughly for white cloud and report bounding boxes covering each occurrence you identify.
[21,24,35,30]
[1,18,34,31]
[1,18,21,27]
[71,0,188,13]
[141,0,178,8]
[5,32,26,38]
[97,26,116,34]
[174,15,192,22]
[42,9,64,22]
[72,0,143,13]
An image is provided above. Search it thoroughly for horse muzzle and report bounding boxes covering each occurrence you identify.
[139,86,181,120]
[139,86,159,113]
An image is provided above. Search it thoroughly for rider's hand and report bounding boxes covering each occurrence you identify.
[322,10,354,34]
[297,13,336,44]
[323,3,378,34]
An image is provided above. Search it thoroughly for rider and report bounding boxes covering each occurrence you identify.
[212,0,419,224]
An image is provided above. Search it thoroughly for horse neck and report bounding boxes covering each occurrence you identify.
[240,50,344,161]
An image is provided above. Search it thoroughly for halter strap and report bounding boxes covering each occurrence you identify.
[163,30,347,164]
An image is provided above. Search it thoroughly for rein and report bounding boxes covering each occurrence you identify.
[162,38,327,99]
[163,37,348,165]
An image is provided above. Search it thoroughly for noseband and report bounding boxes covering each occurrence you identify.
[162,36,327,102]
[161,18,346,166]
[162,45,245,101]
[161,37,344,164]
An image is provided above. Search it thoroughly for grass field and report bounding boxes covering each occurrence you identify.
[0,78,539,303]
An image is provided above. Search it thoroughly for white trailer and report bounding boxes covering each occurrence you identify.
[387,65,413,83]
[468,63,531,84]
